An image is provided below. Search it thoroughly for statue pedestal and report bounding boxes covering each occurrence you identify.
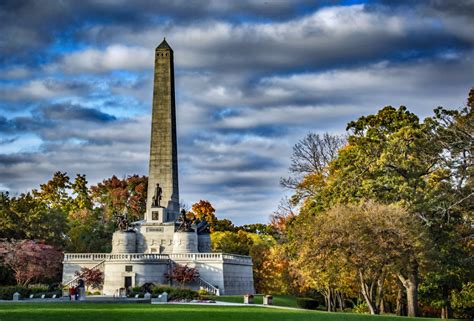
[172,232,198,253]
[148,207,167,223]
[111,230,137,253]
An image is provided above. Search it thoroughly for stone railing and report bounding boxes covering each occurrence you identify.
[63,252,252,265]
[63,253,169,262]
[197,276,220,296]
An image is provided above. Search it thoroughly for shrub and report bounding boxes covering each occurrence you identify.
[0,286,30,300]
[353,302,369,314]
[151,285,175,295]
[141,282,154,293]
[296,297,319,310]
[131,286,142,292]
[93,291,101,295]
[197,289,208,296]
[168,288,198,301]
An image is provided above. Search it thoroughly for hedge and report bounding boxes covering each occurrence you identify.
[0,286,61,300]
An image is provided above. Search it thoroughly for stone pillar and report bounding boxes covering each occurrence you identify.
[198,233,211,252]
[111,231,137,253]
[146,38,179,223]
[172,232,198,253]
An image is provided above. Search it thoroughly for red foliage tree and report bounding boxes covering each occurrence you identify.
[90,175,147,221]
[0,239,63,286]
[165,264,199,288]
[75,267,104,291]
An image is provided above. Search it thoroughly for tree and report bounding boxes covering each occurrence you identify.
[238,223,278,237]
[280,132,345,205]
[90,175,147,222]
[33,171,73,212]
[290,202,428,315]
[285,94,474,317]
[188,200,217,231]
[297,106,444,316]
[0,192,68,246]
[211,230,253,255]
[75,267,104,291]
[417,90,474,318]
[0,239,63,286]
[257,244,294,295]
[213,218,236,232]
[165,264,199,288]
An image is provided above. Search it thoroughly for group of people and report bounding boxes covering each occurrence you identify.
[68,279,85,301]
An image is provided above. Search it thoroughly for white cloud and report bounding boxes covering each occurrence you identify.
[51,45,153,73]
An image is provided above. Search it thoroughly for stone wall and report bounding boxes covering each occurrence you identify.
[63,252,254,295]
[102,261,169,295]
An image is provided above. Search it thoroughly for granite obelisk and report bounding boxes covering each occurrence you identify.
[145,38,179,223]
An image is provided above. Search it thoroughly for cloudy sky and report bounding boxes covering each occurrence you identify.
[0,0,473,224]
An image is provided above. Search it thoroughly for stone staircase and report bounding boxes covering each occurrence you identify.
[63,260,105,288]
[197,276,220,296]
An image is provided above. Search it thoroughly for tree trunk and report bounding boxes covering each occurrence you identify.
[396,280,407,316]
[358,270,379,315]
[331,288,337,312]
[440,285,452,319]
[323,293,329,311]
[376,270,386,314]
[398,273,419,317]
[337,292,345,311]
[379,297,385,314]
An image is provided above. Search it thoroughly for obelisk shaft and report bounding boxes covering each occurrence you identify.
[146,39,179,222]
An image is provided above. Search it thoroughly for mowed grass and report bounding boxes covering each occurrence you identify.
[211,294,298,307]
[0,303,432,321]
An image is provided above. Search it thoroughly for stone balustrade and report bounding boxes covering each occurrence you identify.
[63,252,252,265]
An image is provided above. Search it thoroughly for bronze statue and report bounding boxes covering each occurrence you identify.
[177,209,193,232]
[151,183,162,207]
[115,209,130,231]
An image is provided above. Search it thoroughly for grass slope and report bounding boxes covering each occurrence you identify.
[0,303,431,321]
[212,294,298,307]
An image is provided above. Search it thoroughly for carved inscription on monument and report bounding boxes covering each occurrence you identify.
[146,227,164,232]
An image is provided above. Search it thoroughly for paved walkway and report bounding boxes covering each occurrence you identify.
[2,297,305,311]
[152,300,304,311]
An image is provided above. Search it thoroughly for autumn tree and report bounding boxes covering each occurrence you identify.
[188,200,217,231]
[285,92,473,317]
[90,175,147,222]
[75,267,104,291]
[211,230,253,255]
[165,264,199,288]
[290,202,428,314]
[0,239,63,286]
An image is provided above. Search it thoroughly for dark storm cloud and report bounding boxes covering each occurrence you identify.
[0,103,117,137]
[0,116,16,133]
[38,104,116,123]
[0,0,326,66]
[0,78,95,102]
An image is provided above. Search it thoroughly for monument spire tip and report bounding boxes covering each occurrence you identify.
[157,38,172,50]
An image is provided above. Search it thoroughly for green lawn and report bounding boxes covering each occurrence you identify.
[0,303,433,321]
[211,294,298,307]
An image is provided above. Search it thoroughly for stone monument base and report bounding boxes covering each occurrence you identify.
[62,252,254,296]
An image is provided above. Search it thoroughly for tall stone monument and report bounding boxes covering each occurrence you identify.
[146,38,179,223]
[62,39,255,296]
